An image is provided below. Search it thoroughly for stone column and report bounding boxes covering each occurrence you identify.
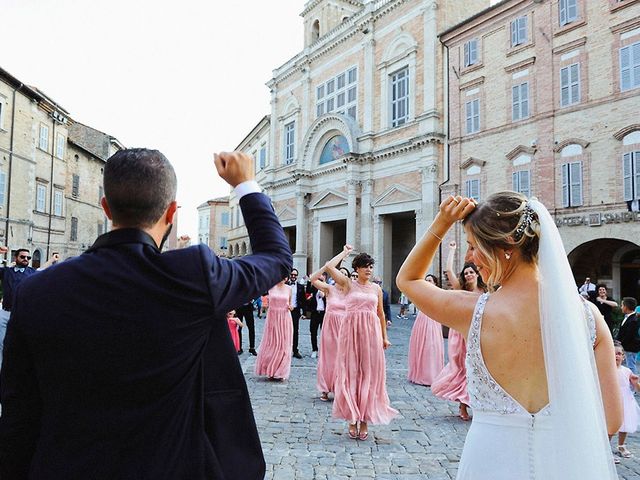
[267,88,277,174]
[418,160,439,241]
[294,188,308,273]
[346,179,359,250]
[422,2,439,132]
[360,179,373,254]
[363,35,375,135]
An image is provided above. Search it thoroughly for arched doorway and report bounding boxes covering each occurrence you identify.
[568,239,640,300]
[32,249,42,269]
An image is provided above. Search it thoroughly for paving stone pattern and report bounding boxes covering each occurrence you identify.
[240,306,640,479]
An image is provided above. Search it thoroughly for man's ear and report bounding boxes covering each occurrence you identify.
[165,201,178,225]
[101,197,113,220]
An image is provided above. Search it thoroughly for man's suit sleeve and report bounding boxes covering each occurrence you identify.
[0,296,42,479]
[204,192,292,316]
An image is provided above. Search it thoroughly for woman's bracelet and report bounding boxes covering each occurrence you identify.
[427,228,443,242]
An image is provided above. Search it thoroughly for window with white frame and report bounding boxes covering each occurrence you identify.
[284,121,295,164]
[623,151,640,201]
[0,171,5,206]
[465,99,480,134]
[0,100,4,130]
[620,41,640,91]
[70,217,78,241]
[559,0,578,26]
[36,183,46,212]
[259,145,267,170]
[55,133,65,159]
[464,39,478,67]
[465,178,481,201]
[512,170,531,197]
[510,16,528,47]
[561,161,583,207]
[221,211,229,226]
[39,124,49,151]
[316,67,357,119]
[99,185,104,203]
[560,63,580,106]
[512,82,529,121]
[54,189,63,216]
[390,67,410,127]
[220,237,228,249]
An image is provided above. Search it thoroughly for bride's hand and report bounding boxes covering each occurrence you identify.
[437,196,477,225]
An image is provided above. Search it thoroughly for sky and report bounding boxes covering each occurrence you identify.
[3,0,305,240]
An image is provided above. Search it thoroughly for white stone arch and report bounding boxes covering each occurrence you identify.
[281,96,300,118]
[382,32,418,64]
[300,114,361,171]
[240,241,247,256]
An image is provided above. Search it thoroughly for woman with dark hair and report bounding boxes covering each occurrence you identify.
[326,246,397,440]
[407,274,444,386]
[397,192,621,479]
[594,284,618,333]
[309,250,351,402]
[254,277,294,381]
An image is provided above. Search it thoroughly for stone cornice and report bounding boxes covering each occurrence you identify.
[504,56,536,74]
[460,157,486,169]
[505,145,537,160]
[553,138,590,152]
[613,124,640,141]
[300,0,363,17]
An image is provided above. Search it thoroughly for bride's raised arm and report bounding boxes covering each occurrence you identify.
[396,196,479,335]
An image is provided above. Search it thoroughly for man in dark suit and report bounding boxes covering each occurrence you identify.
[288,268,307,358]
[0,149,292,480]
[616,297,639,374]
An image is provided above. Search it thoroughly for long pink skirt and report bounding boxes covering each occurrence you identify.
[316,311,343,393]
[332,311,398,424]
[254,308,293,380]
[431,329,470,404]
[407,312,444,386]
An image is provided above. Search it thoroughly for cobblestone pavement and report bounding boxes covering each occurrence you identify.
[239,306,640,479]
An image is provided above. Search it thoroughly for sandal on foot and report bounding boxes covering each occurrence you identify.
[320,392,329,402]
[618,445,632,458]
[348,423,358,439]
[358,430,369,441]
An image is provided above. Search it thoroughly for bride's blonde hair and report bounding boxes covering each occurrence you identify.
[462,191,540,290]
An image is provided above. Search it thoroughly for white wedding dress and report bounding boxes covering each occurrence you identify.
[457,293,601,480]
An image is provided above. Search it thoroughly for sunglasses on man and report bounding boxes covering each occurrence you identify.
[19,255,32,260]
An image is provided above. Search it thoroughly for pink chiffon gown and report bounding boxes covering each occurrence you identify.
[316,285,346,393]
[254,286,293,380]
[332,281,398,424]
[227,318,240,352]
[407,311,444,386]
[430,328,470,405]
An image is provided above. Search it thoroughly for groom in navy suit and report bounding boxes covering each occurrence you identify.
[0,149,292,479]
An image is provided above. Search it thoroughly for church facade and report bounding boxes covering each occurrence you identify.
[228,0,487,299]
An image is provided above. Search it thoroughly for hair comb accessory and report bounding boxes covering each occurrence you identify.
[514,203,535,240]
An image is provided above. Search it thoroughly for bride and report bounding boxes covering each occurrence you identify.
[397,191,622,479]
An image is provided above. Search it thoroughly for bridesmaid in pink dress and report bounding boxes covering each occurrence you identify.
[226,310,243,353]
[309,249,352,401]
[431,242,486,420]
[254,278,293,380]
[326,246,398,440]
[407,274,444,386]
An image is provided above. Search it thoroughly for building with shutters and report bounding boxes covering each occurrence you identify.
[440,0,640,300]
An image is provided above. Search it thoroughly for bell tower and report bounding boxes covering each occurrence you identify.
[301,0,364,47]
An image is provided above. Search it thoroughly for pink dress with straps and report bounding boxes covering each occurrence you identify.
[407,311,445,386]
[316,285,346,393]
[430,328,470,404]
[332,281,398,424]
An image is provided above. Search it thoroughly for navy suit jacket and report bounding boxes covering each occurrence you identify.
[0,192,292,480]
[617,313,640,353]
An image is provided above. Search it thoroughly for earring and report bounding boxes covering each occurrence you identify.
[505,252,511,260]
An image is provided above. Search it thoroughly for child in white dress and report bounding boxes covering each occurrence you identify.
[612,341,640,460]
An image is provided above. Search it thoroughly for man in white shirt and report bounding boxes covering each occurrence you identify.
[578,277,596,300]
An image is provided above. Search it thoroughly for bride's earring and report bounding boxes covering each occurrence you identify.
[505,252,511,260]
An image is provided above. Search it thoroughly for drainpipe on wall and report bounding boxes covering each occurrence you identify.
[437,43,451,280]
[45,116,56,260]
[4,83,22,261]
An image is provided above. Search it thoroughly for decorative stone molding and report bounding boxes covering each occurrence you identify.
[460,157,486,170]
[505,145,537,160]
[504,56,536,73]
[372,184,420,207]
[459,76,485,91]
[378,32,418,68]
[276,206,298,221]
[553,138,590,152]
[310,189,349,210]
[552,37,587,55]
[613,125,640,141]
